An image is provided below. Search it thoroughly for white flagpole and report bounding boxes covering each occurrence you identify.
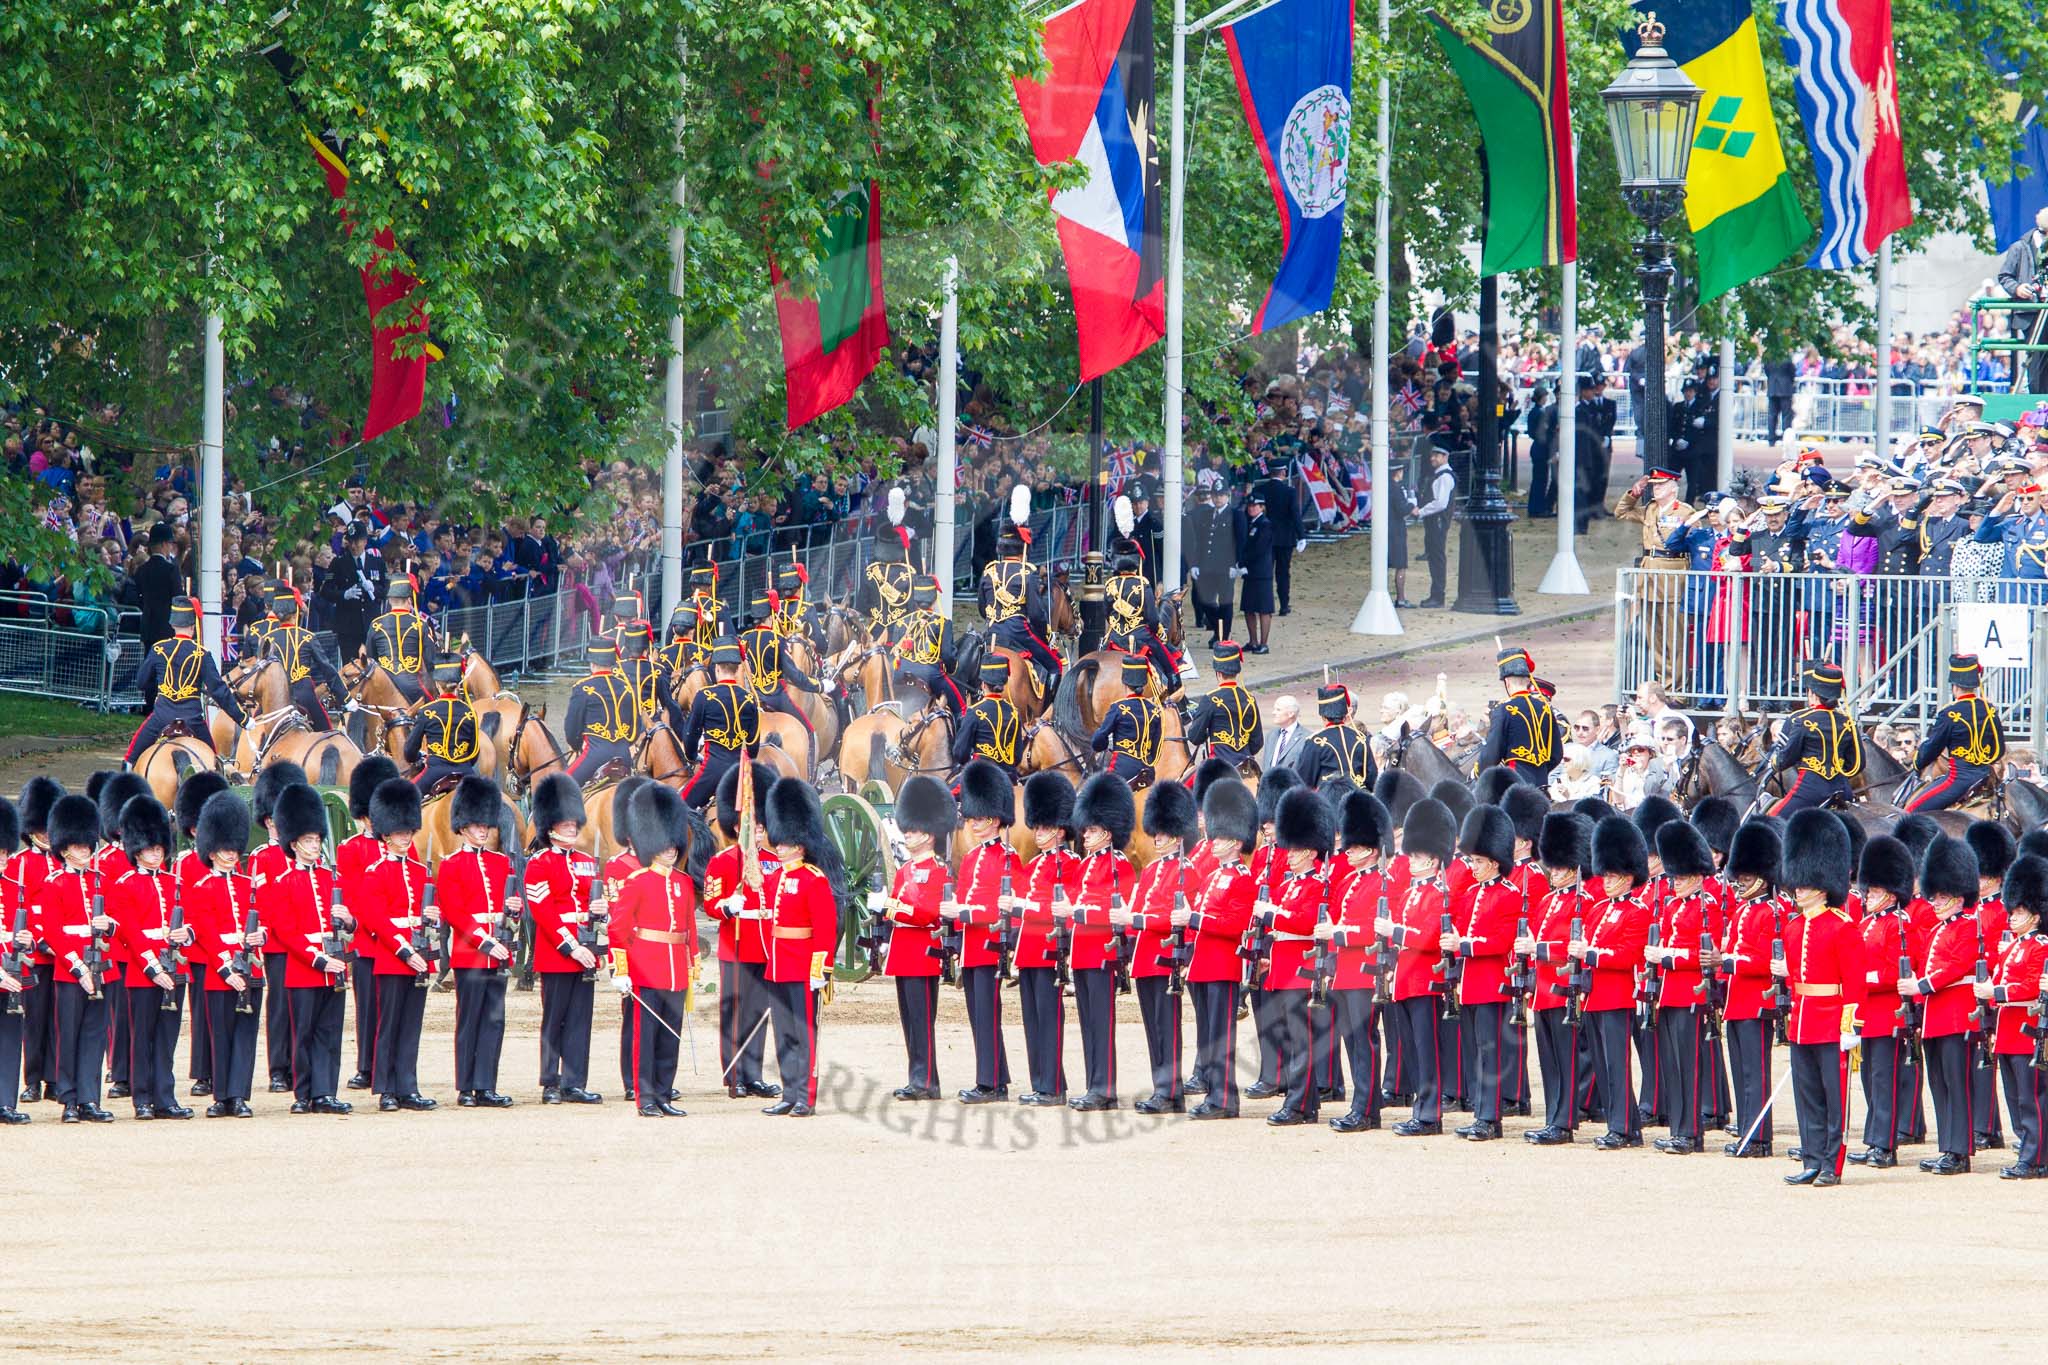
[1352,0,1400,635]
[660,35,689,627]
[1717,335,1737,491]
[937,257,960,614]
[200,312,225,656]
[1875,238,1895,462]
[1164,0,1189,592]
[1539,261,1588,595]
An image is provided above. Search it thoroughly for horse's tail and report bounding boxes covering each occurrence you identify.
[315,741,345,787]
[681,803,715,885]
[170,744,198,781]
[1052,655,1097,740]
[868,727,888,783]
[345,705,371,752]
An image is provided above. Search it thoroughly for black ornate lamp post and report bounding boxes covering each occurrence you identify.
[1602,13,1703,482]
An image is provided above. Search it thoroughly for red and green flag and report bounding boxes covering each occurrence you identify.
[770,182,889,429]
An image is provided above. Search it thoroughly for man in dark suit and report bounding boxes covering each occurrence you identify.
[1999,207,2048,393]
[1574,373,1616,522]
[1252,461,1301,616]
[134,523,182,651]
[1764,353,1797,443]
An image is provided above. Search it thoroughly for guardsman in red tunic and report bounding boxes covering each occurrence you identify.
[34,796,115,1122]
[1719,822,1787,1158]
[1978,854,2048,1178]
[1849,836,1921,1168]
[1069,774,1136,1112]
[1629,796,1683,1132]
[1965,821,2017,1152]
[941,761,1019,1103]
[1574,817,1652,1149]
[0,798,28,1123]
[1447,805,1521,1142]
[359,780,437,1111]
[340,757,401,1091]
[91,770,148,1104]
[1520,811,1594,1145]
[1495,784,1550,1119]
[436,776,518,1108]
[271,783,353,1114]
[602,776,649,1099]
[1647,822,1718,1155]
[1899,832,1986,1174]
[1261,789,1335,1127]
[882,777,955,1101]
[248,761,308,1095]
[1318,791,1391,1133]
[524,774,606,1105]
[1777,809,1867,1185]
[1383,798,1456,1137]
[187,791,262,1116]
[11,777,65,1106]
[1175,780,1259,1119]
[705,766,778,1101]
[169,772,228,1099]
[1123,782,1199,1114]
[1013,774,1079,1105]
[107,795,191,1120]
[1244,776,1296,1101]
[617,782,698,1117]
[758,777,841,1115]
[1175,758,1234,1099]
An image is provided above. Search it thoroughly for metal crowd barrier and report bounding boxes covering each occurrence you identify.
[1511,369,1997,447]
[0,591,139,710]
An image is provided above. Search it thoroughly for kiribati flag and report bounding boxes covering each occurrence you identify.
[1222,0,1354,333]
[1777,0,1912,269]
[1015,0,1165,382]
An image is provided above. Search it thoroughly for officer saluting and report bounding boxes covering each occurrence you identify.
[123,597,248,765]
[266,589,348,730]
[949,656,1022,780]
[979,485,1063,689]
[678,638,759,812]
[1475,647,1558,786]
[1183,642,1262,772]
[365,576,438,702]
[406,658,483,792]
[1764,660,1861,817]
[1292,683,1374,790]
[1904,653,2005,812]
[1090,655,1165,787]
[563,642,641,784]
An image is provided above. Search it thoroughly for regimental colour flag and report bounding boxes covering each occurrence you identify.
[1426,0,1577,276]
[1977,25,2048,251]
[770,181,890,429]
[1015,0,1165,383]
[1625,0,1812,301]
[1776,0,1912,269]
[1221,0,1355,333]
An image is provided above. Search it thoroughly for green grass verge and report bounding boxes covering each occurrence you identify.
[0,696,138,741]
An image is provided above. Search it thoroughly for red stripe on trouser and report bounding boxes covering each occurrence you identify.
[1768,771,1804,817]
[1888,1037,1902,1150]
[123,721,149,763]
[1835,1049,1852,1176]
[1904,763,1958,813]
[632,999,644,1098]
[805,988,819,1106]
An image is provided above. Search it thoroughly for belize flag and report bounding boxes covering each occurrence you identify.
[1222,0,1354,333]
[1015,0,1166,382]
[1777,0,1912,269]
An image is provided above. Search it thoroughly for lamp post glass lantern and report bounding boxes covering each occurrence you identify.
[1603,14,1701,483]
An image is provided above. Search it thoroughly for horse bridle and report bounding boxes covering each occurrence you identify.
[504,702,567,795]
[891,705,958,775]
[1024,719,1091,777]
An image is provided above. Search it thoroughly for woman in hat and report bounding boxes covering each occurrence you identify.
[1237,486,1276,654]
[1607,725,1671,811]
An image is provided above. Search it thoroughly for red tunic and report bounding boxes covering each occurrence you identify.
[1915,911,1983,1040]
[1128,853,1197,980]
[187,866,260,990]
[93,847,133,969]
[1529,881,1592,1012]
[1454,877,1521,1006]
[1186,861,1254,984]
[955,837,1021,971]
[1582,890,1649,1014]
[1723,895,1784,1024]
[1988,931,2048,1055]
[435,845,514,971]
[1013,845,1082,971]
[1389,874,1448,1002]
[765,862,835,985]
[525,843,604,974]
[619,865,696,992]
[12,848,58,965]
[360,853,434,978]
[109,866,182,985]
[1784,905,1865,1045]
[883,853,946,978]
[1261,866,1327,992]
[33,865,119,988]
[1653,886,1711,1009]
[273,861,349,989]
[703,845,778,965]
[338,830,382,959]
[1854,907,1919,1037]
[1071,848,1136,973]
[248,842,291,954]
[1329,859,1387,992]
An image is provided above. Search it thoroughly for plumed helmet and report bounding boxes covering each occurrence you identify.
[1339,791,1390,855]
[1501,784,1548,846]
[451,775,503,834]
[1592,816,1649,886]
[348,755,402,819]
[1276,787,1336,855]
[1257,766,1304,828]
[1201,778,1259,849]
[1427,779,1473,824]
[1783,808,1853,905]
[1632,795,1683,850]
[1965,820,2017,883]
[1654,821,1716,880]
[958,760,1015,824]
[1473,766,1519,809]
[1402,797,1458,865]
[251,761,309,828]
[1538,811,1591,875]
[1074,773,1136,849]
[896,775,960,842]
[531,772,586,836]
[95,772,151,845]
[369,779,423,839]
[19,775,65,838]
[1373,769,1424,824]
[196,790,252,862]
[1458,805,1515,870]
[272,783,329,850]
[118,795,174,865]
[1573,795,1616,824]
[1858,836,1915,905]
[1891,813,1940,862]
[1691,796,1740,860]
[48,794,100,856]
[629,781,690,864]
[1024,772,1076,832]
[1143,780,1199,844]
[2001,853,2048,922]
[1918,833,1980,907]
[175,771,230,838]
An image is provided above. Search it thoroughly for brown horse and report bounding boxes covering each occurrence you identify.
[461,648,506,701]
[497,702,570,796]
[781,639,843,764]
[640,724,693,786]
[417,784,532,867]
[341,660,423,760]
[758,709,812,778]
[837,709,908,793]
[132,732,221,806]
[212,660,360,785]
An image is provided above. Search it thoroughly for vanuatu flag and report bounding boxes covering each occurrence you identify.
[1426,0,1577,276]
[1624,0,1812,301]
[770,181,889,429]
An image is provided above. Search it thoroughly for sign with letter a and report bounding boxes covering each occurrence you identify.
[1956,604,2030,668]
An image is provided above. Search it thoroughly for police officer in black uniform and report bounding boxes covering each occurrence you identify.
[1474,647,1559,786]
[742,592,821,735]
[1292,683,1376,790]
[1089,655,1164,787]
[563,641,643,784]
[679,638,760,812]
[1183,642,1263,770]
[407,658,484,792]
[267,590,348,730]
[950,656,1022,780]
[1764,660,1862,817]
[1904,654,2005,812]
[980,486,1063,687]
[893,576,964,715]
[321,520,384,661]
[365,576,438,702]
[123,598,248,764]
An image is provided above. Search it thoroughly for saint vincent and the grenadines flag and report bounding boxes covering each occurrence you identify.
[1427,0,1577,276]
[1624,0,1812,301]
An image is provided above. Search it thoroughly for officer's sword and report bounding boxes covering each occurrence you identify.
[1733,1066,1795,1157]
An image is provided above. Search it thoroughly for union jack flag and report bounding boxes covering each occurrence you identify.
[1106,443,1138,498]
[963,424,995,449]
[1395,380,1425,419]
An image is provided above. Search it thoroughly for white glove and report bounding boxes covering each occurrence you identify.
[1186,566,1199,580]
[613,974,633,997]
[1295,540,1307,554]
[1692,416,1707,428]
[343,585,364,601]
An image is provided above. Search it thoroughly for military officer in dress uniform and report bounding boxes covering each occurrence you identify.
[1849,835,1920,1167]
[359,780,438,1111]
[1090,655,1164,787]
[266,590,348,731]
[1175,779,1259,1119]
[1124,781,1199,1113]
[1260,788,1337,1128]
[1904,654,2005,812]
[1475,647,1559,785]
[106,794,192,1120]
[365,577,437,702]
[1012,773,1079,1104]
[1613,469,1693,686]
[614,605,660,724]
[881,776,955,1100]
[1917,478,1974,579]
[1106,495,1180,692]
[1575,817,1653,1149]
[189,791,264,1117]
[617,782,696,1118]
[857,491,917,642]
[949,657,1022,781]
[703,764,778,1100]
[270,783,353,1116]
[1383,797,1458,1137]
[773,563,824,648]
[684,565,724,666]
[406,659,484,793]
[678,638,759,812]
[1292,683,1375,790]
[941,760,1021,1102]
[1777,809,1866,1186]
[524,773,605,1104]
[979,485,1063,688]
[1183,642,1262,772]
[1898,834,1985,1175]
[437,776,518,1109]
[1979,855,2048,1179]
[757,778,843,1116]
[1521,811,1593,1145]
[892,577,965,715]
[1763,661,1862,817]
[35,796,115,1123]
[123,598,248,763]
[1068,774,1137,1111]
[743,592,822,734]
[563,642,643,784]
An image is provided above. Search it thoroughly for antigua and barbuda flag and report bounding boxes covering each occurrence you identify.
[1014,0,1165,383]
[1222,0,1355,333]
[1776,0,1913,269]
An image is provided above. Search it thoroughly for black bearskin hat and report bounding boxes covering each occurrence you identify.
[763,776,828,858]
[1402,797,1458,865]
[251,761,309,828]
[1458,805,1515,870]
[959,760,1015,824]
[96,772,150,845]
[1835,811,1866,886]
[1891,813,1939,862]
[1573,795,1616,824]
[1427,779,1473,824]
[273,783,329,850]
[118,795,174,865]
[1501,784,1548,846]
[0,799,15,861]
[609,776,651,842]
[629,781,690,864]
[1276,787,1336,855]
[349,755,402,820]
[1340,791,1390,855]
[532,773,587,836]
[1783,808,1852,905]
[2020,829,2048,862]
[1592,816,1649,886]
[1473,766,1519,809]
[1691,796,1740,860]
[19,775,64,838]
[175,771,230,838]
[369,779,423,839]
[1074,774,1136,849]
[1857,835,1915,905]
[1144,780,1199,844]
[712,765,763,839]
[1190,757,1238,810]
[1965,821,2016,884]
[1374,769,1425,824]
[1918,833,1980,907]
[1632,795,1682,850]
[1257,766,1303,828]
[451,775,503,833]
[1202,779,1259,849]
[1655,821,1716,880]
[196,789,252,862]
[2002,854,2048,922]
[896,776,960,842]
[84,770,112,807]
[1727,820,1781,889]
[1024,772,1076,832]
[48,794,100,856]
[1538,812,1591,875]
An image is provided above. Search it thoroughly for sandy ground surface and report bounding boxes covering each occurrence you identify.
[2,981,2037,1362]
